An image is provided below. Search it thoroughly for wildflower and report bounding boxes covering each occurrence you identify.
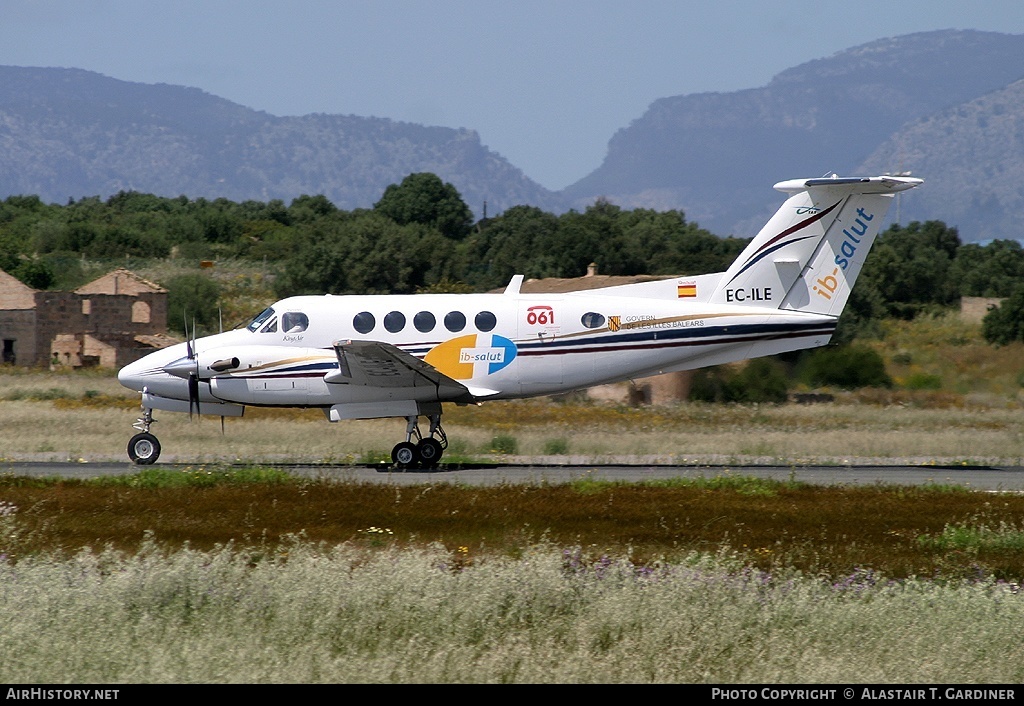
[359,526,394,536]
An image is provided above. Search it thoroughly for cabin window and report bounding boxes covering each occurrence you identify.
[353,311,375,334]
[581,312,605,329]
[384,311,406,333]
[475,311,496,332]
[414,311,436,333]
[247,307,275,332]
[444,311,466,332]
[282,312,309,333]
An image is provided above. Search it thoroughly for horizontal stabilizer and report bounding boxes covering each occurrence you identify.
[709,175,922,316]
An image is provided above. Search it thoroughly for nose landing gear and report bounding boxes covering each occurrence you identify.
[128,406,161,464]
[390,413,448,469]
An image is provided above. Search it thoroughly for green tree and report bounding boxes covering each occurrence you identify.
[276,212,450,296]
[12,258,55,290]
[461,205,562,289]
[289,194,336,223]
[166,274,222,336]
[858,221,961,319]
[951,240,1024,298]
[982,285,1024,345]
[555,200,643,277]
[374,173,473,240]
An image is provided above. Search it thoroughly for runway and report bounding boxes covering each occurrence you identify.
[2,460,1023,490]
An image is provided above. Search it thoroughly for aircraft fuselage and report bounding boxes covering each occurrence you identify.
[119,289,836,413]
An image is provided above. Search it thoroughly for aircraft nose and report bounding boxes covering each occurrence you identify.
[117,359,144,391]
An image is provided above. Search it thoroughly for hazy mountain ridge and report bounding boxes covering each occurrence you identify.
[2,30,1024,242]
[857,77,1024,241]
[0,66,558,216]
[563,30,1024,241]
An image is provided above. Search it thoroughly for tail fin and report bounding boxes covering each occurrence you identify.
[709,175,922,315]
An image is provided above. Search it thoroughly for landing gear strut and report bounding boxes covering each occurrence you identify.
[128,406,161,465]
[391,413,447,469]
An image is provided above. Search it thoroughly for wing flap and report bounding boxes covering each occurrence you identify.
[324,340,472,396]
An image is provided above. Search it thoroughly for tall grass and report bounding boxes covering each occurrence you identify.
[2,393,1023,464]
[1,359,1023,464]
[4,471,1024,682]
[4,472,1024,580]
[1,541,1023,683]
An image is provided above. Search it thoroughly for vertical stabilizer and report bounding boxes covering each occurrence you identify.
[710,176,922,317]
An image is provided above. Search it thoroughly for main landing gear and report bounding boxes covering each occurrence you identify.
[391,413,448,469]
[128,406,161,464]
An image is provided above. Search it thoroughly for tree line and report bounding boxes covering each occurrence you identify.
[2,172,1024,346]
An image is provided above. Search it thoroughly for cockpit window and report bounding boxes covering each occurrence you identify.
[281,312,309,333]
[247,307,275,332]
[260,317,278,333]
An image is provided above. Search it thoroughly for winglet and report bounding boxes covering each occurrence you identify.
[504,275,524,296]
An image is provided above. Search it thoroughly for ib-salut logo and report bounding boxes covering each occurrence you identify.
[424,334,517,380]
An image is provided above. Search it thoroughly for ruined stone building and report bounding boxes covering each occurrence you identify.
[0,267,175,368]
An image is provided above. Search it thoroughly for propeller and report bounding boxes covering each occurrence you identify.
[164,315,239,427]
[185,316,200,419]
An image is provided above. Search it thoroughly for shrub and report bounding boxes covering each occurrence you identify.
[543,438,569,455]
[688,358,790,403]
[490,434,519,455]
[904,372,942,390]
[982,286,1024,345]
[801,345,892,389]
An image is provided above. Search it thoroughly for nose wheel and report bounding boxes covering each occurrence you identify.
[390,414,447,469]
[128,406,161,464]
[128,432,161,465]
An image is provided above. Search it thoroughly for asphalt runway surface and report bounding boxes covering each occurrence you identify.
[3,460,1023,490]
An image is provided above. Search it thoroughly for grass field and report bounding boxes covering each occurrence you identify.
[3,471,1024,683]
[3,540,1024,683]
[1,366,1022,465]
[2,357,1024,683]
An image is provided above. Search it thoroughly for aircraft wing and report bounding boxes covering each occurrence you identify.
[324,339,484,400]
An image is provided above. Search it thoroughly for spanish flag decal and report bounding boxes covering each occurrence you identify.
[677,282,697,298]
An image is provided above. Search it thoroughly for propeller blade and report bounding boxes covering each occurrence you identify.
[184,312,194,359]
[189,318,200,419]
[188,371,200,419]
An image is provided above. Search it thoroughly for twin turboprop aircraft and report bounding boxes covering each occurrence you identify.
[117,175,922,466]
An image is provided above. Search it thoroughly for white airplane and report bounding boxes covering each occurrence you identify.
[118,175,922,466]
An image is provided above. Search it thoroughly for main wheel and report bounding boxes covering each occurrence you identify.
[417,438,444,468]
[391,441,419,469]
[128,432,161,465]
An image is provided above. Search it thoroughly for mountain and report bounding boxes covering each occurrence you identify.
[3,30,1024,243]
[0,66,559,216]
[562,30,1024,242]
[857,78,1024,241]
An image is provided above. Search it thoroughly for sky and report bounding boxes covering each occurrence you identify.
[3,1,1024,191]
